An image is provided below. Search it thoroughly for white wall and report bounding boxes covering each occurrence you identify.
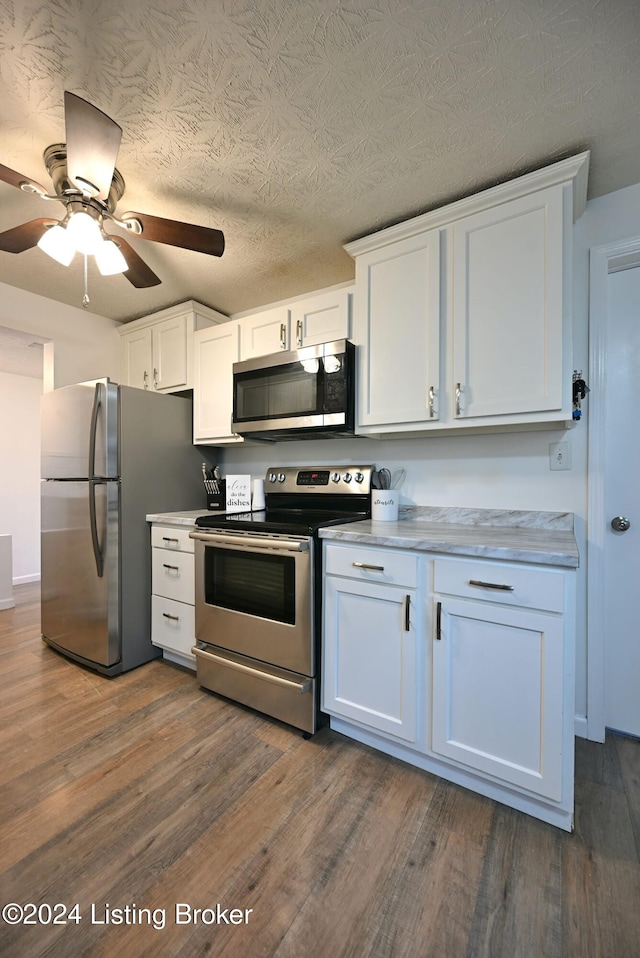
[0,371,43,582]
[218,180,640,728]
[0,281,121,389]
[0,282,121,582]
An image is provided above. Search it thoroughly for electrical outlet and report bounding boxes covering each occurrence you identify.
[549,441,571,471]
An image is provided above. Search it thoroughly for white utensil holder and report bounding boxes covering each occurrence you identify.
[371,489,399,521]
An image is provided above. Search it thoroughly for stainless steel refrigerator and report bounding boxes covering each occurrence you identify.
[41,379,207,675]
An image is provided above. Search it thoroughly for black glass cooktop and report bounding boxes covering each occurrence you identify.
[195,508,367,537]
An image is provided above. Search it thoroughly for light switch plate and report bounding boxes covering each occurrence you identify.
[549,441,571,471]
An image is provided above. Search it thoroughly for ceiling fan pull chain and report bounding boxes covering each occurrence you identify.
[82,253,90,308]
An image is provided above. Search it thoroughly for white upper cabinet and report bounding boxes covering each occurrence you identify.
[119,301,226,393]
[193,321,245,445]
[237,285,353,360]
[451,185,564,419]
[346,152,589,435]
[354,230,440,427]
[289,286,352,348]
[239,305,291,358]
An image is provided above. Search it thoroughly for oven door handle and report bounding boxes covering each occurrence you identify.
[190,531,309,552]
[192,646,312,693]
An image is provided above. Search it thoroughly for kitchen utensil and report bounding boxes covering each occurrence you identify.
[391,468,406,490]
[378,468,391,489]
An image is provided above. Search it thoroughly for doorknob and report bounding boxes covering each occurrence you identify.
[611,516,631,532]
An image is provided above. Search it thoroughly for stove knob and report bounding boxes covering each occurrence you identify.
[342,472,352,483]
[331,472,341,483]
[277,472,286,483]
[268,472,277,483]
[354,472,364,483]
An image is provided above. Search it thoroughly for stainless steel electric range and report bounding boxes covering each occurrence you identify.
[190,465,373,735]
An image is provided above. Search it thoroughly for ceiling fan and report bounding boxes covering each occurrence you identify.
[0,91,225,299]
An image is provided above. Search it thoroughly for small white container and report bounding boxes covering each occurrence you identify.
[252,478,266,510]
[371,489,399,521]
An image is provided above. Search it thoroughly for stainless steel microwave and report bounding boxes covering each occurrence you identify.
[232,339,355,440]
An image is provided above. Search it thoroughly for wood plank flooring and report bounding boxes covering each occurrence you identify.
[1,582,639,957]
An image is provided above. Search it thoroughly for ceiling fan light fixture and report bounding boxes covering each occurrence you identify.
[37,223,75,266]
[95,238,128,275]
[65,209,103,255]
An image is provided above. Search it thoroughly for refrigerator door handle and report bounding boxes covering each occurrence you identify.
[88,382,103,480]
[89,479,105,578]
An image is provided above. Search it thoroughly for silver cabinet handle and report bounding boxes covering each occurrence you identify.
[468,579,514,592]
[404,594,410,631]
[455,382,462,416]
[162,563,180,571]
[280,323,287,349]
[153,367,159,388]
[428,385,435,418]
[162,612,180,621]
[162,536,179,544]
[435,600,442,640]
[192,646,311,693]
[143,370,149,390]
[296,319,303,347]
[352,562,385,572]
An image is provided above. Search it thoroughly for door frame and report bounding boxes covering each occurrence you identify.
[587,235,640,741]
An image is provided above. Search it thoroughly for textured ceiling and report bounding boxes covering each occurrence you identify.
[0,325,46,378]
[0,0,639,327]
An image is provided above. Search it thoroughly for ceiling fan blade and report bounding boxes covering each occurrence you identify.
[110,235,162,288]
[0,162,47,195]
[64,91,122,201]
[122,211,225,257]
[0,218,58,253]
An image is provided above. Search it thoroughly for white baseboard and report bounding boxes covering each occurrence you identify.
[574,715,588,739]
[0,597,16,610]
[13,574,41,585]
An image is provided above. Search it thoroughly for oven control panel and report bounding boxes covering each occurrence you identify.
[265,466,373,494]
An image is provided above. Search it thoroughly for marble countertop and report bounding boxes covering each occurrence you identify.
[320,506,579,568]
[146,509,225,526]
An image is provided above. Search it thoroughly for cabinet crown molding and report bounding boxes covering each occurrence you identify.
[117,300,227,334]
[344,151,590,258]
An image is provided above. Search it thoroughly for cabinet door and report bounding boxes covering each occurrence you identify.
[432,597,563,800]
[121,327,152,390]
[289,287,352,348]
[239,306,290,358]
[323,576,417,742]
[193,322,244,444]
[152,313,188,392]
[452,185,564,418]
[355,229,440,427]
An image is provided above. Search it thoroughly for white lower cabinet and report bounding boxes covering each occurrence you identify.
[322,541,575,830]
[323,574,418,742]
[150,524,196,669]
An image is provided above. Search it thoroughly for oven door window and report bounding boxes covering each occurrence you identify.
[234,361,321,423]
[204,547,296,624]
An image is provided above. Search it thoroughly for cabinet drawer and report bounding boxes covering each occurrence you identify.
[152,548,195,604]
[433,557,564,613]
[324,543,418,588]
[152,595,195,659]
[151,524,195,553]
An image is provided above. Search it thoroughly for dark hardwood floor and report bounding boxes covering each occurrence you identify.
[1,582,639,957]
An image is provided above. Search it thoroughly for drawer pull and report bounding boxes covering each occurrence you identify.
[435,600,442,640]
[162,536,179,544]
[163,563,180,571]
[468,579,514,592]
[404,594,410,631]
[162,612,180,621]
[352,562,385,572]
